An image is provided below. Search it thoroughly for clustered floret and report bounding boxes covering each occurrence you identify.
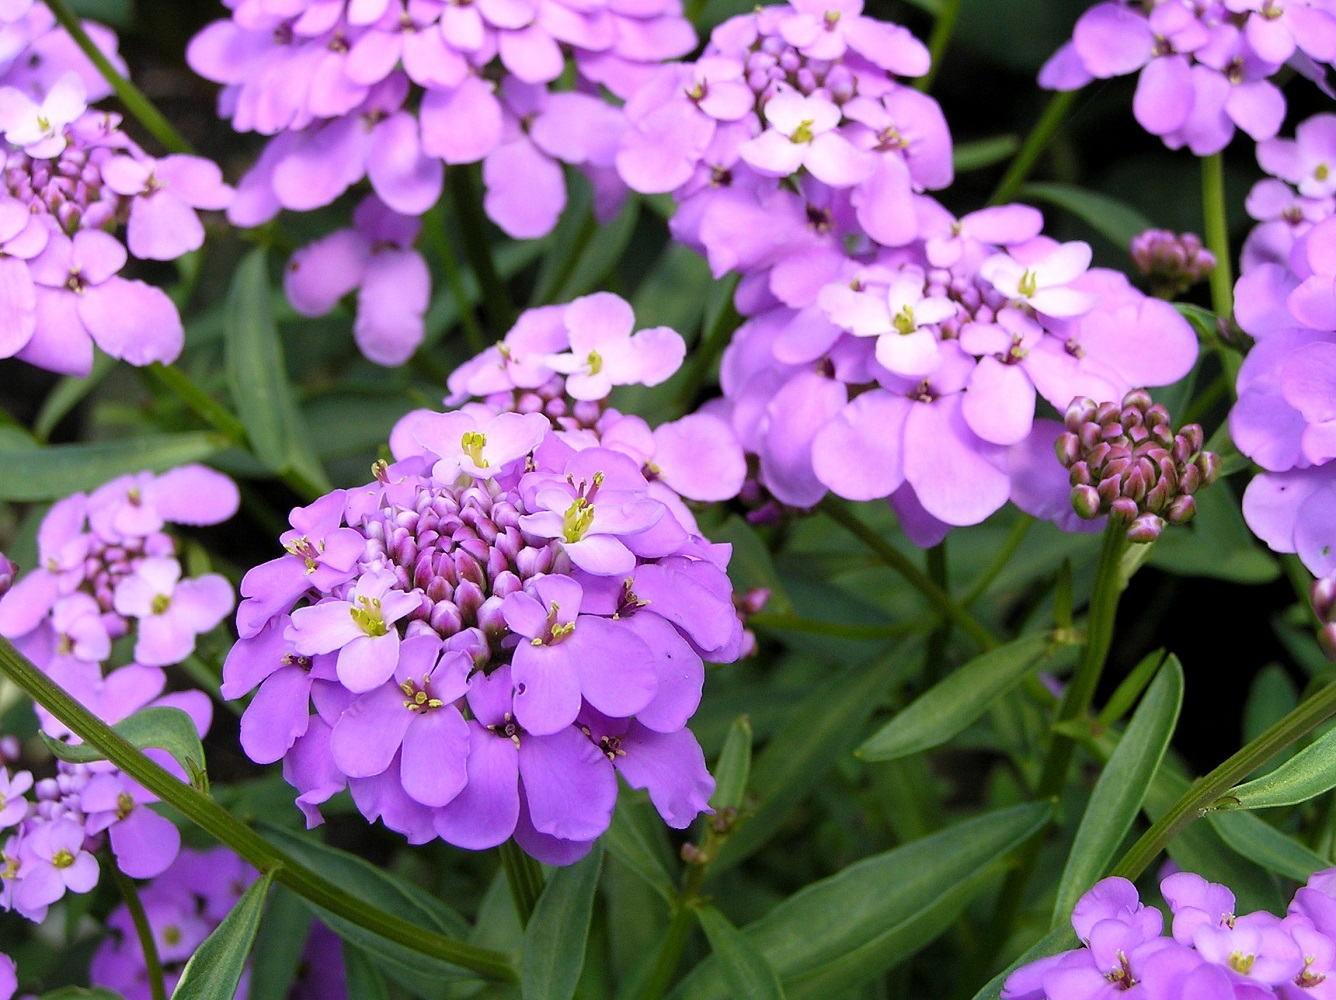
[225,293,747,863]
[1005,869,1336,998]
[1131,228,1218,300]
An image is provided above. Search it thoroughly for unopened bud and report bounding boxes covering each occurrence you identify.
[1126,512,1164,543]
[1314,576,1336,624]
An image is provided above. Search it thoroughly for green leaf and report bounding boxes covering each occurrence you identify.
[672,802,1051,1000]
[1215,724,1336,812]
[38,990,127,1000]
[257,824,477,996]
[1147,480,1280,583]
[171,869,275,999]
[695,905,785,1000]
[246,884,312,1000]
[709,643,921,876]
[344,944,394,1000]
[1174,302,1219,343]
[42,706,208,792]
[224,248,331,493]
[1209,810,1330,881]
[522,842,603,1000]
[1096,649,1168,728]
[1018,182,1154,251]
[0,432,227,501]
[954,135,1019,173]
[967,926,1077,1000]
[33,351,118,441]
[710,715,753,813]
[603,796,675,903]
[1053,656,1183,923]
[857,632,1053,762]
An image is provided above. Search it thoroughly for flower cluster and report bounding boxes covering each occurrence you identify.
[1131,228,1217,300]
[0,11,232,376]
[0,465,239,684]
[0,2,121,106]
[1005,868,1336,998]
[1056,390,1220,542]
[616,0,948,258]
[91,846,260,1000]
[188,0,691,364]
[225,294,745,864]
[1230,146,1336,576]
[1242,112,1336,273]
[1040,0,1336,155]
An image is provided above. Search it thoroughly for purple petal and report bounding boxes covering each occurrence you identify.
[110,806,179,879]
[518,727,617,841]
[434,722,521,849]
[400,708,469,806]
[330,682,415,778]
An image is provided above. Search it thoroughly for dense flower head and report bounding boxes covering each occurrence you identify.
[227,297,744,863]
[0,73,232,376]
[0,465,239,680]
[1056,390,1220,542]
[91,846,259,1000]
[1004,868,1336,999]
[1131,228,1217,299]
[1039,0,1334,154]
[1243,113,1336,273]
[189,0,688,246]
[616,0,948,267]
[706,200,1199,543]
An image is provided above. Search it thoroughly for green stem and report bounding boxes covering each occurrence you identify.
[748,613,916,641]
[1201,152,1234,323]
[989,90,1079,206]
[924,541,952,681]
[44,0,192,156]
[423,204,488,355]
[535,210,598,305]
[819,497,1001,652]
[675,287,741,410]
[110,860,167,1000]
[1113,676,1336,881]
[499,839,546,928]
[916,0,963,93]
[963,515,1034,608]
[0,636,518,984]
[639,901,697,1000]
[447,167,515,334]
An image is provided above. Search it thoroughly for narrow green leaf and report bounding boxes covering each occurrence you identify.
[33,351,118,440]
[710,715,753,813]
[246,884,312,1000]
[858,632,1053,762]
[42,706,208,792]
[603,796,675,903]
[522,842,603,1000]
[1209,810,1330,881]
[344,944,394,1000]
[695,905,785,1000]
[1053,657,1183,923]
[954,135,1019,173]
[0,432,226,501]
[257,823,478,994]
[709,643,920,876]
[673,802,1051,1000]
[1174,302,1219,343]
[1096,649,1167,728]
[967,926,1077,1000]
[1018,182,1154,250]
[38,990,127,1000]
[171,868,275,999]
[224,248,330,492]
[1216,724,1336,811]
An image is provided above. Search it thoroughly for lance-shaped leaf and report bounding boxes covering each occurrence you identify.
[672,802,1051,999]
[710,715,753,813]
[42,706,208,792]
[709,643,920,877]
[604,796,675,903]
[1053,656,1183,923]
[695,905,785,1000]
[344,944,393,1000]
[522,843,603,1000]
[246,884,312,1000]
[171,868,275,999]
[1018,182,1153,250]
[858,632,1054,762]
[1209,810,1330,882]
[0,433,226,502]
[1214,724,1336,812]
[224,248,330,493]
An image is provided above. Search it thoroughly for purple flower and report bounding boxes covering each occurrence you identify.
[112,557,234,667]
[288,571,421,693]
[0,952,13,1000]
[14,816,98,918]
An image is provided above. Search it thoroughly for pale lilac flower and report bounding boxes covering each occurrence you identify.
[0,769,30,828]
[412,410,550,481]
[288,571,421,693]
[0,952,12,1000]
[112,557,234,668]
[980,242,1098,319]
[100,153,232,261]
[542,292,686,401]
[738,89,872,186]
[0,70,83,156]
[15,816,97,916]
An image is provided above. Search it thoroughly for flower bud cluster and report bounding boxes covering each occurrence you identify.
[1005,868,1336,999]
[226,296,746,864]
[1130,228,1216,299]
[1057,391,1220,542]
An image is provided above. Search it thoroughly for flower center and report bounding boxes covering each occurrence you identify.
[790,119,816,144]
[563,497,595,543]
[350,596,389,637]
[51,848,75,869]
[1229,951,1255,975]
[585,349,603,376]
[1318,163,1330,182]
[461,430,488,468]
[116,791,135,820]
[892,304,917,336]
[163,924,182,946]
[1017,269,1038,299]
[532,602,576,645]
[151,592,172,615]
[401,676,444,712]
[488,712,523,746]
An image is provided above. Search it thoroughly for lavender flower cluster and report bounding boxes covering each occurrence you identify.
[225,293,746,863]
[1005,869,1336,999]
[0,3,233,377]
[1041,0,1336,155]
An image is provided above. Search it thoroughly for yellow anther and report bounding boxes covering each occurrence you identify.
[461,430,489,467]
[349,596,388,637]
[791,119,816,144]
